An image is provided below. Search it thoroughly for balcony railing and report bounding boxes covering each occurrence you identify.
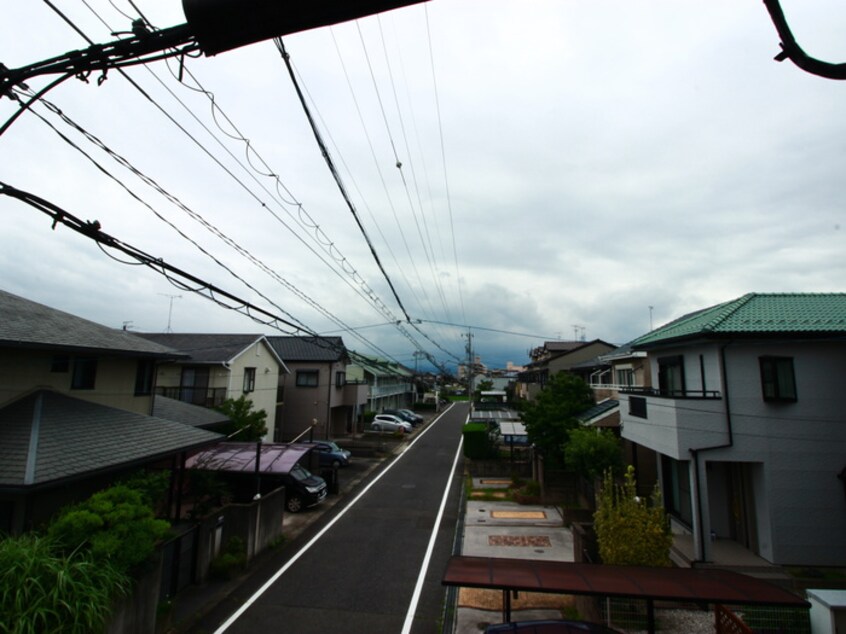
[620,386,721,399]
[156,386,227,408]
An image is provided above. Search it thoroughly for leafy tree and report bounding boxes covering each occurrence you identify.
[564,427,623,481]
[0,534,129,634]
[216,395,268,441]
[474,379,494,400]
[594,466,672,567]
[520,372,594,463]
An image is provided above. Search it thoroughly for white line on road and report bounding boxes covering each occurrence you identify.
[213,403,458,634]
[401,434,464,634]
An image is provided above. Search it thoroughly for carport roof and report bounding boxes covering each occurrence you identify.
[443,556,809,607]
[186,442,312,475]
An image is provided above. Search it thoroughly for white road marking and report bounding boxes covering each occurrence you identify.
[213,403,458,634]
[401,433,464,634]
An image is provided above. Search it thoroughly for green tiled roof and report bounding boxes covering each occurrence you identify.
[632,293,846,347]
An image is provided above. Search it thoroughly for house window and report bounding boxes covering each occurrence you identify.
[71,357,97,390]
[243,367,256,393]
[658,355,685,397]
[661,456,693,526]
[335,371,346,388]
[628,395,647,419]
[51,356,69,373]
[615,368,634,387]
[296,370,319,387]
[760,356,796,402]
[134,360,155,396]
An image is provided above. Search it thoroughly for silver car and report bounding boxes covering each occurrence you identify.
[371,414,412,433]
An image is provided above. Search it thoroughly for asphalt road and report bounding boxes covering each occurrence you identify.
[200,402,469,634]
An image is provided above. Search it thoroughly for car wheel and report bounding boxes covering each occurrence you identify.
[286,494,303,513]
[332,459,341,468]
[373,424,381,431]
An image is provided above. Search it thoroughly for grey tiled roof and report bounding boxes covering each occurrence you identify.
[266,336,346,362]
[153,395,230,429]
[139,333,267,364]
[0,289,181,357]
[0,391,222,488]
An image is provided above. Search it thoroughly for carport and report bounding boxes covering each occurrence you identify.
[442,556,810,633]
[186,442,313,475]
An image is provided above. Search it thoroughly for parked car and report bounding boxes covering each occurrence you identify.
[314,441,351,468]
[371,414,412,433]
[485,619,622,633]
[383,408,423,426]
[397,408,424,425]
[281,463,327,513]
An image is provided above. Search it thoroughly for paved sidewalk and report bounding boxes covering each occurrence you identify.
[452,499,575,633]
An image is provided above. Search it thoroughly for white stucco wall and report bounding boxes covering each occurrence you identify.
[621,339,846,566]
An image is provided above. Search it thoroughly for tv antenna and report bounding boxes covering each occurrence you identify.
[159,294,182,333]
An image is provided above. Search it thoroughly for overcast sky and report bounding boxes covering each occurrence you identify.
[1,1,844,372]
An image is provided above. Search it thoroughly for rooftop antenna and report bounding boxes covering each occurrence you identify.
[649,305,654,331]
[159,293,182,333]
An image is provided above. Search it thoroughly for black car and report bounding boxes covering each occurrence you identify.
[281,463,327,513]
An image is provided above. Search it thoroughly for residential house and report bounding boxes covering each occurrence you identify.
[140,333,287,441]
[518,339,617,401]
[346,352,415,414]
[0,290,222,534]
[618,293,846,567]
[267,336,367,441]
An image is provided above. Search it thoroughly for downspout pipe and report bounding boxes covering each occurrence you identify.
[688,341,735,562]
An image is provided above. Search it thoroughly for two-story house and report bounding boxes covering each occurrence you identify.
[518,339,617,401]
[140,333,287,442]
[267,336,367,441]
[0,290,222,534]
[346,352,415,415]
[619,293,846,568]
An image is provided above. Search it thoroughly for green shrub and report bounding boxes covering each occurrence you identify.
[462,423,495,459]
[0,533,129,634]
[209,537,247,580]
[594,466,671,567]
[48,484,170,574]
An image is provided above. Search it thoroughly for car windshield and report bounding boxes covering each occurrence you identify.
[325,442,341,452]
[290,464,312,482]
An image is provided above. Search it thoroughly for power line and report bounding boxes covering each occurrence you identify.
[274,36,412,323]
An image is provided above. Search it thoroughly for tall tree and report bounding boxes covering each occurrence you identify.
[521,371,594,463]
[216,395,268,441]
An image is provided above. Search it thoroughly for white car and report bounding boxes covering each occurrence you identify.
[371,414,412,433]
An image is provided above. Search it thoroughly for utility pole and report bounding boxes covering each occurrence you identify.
[464,329,474,400]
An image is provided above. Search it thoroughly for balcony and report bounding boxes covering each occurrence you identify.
[619,389,727,461]
[620,386,721,400]
[342,380,368,407]
[155,386,227,409]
